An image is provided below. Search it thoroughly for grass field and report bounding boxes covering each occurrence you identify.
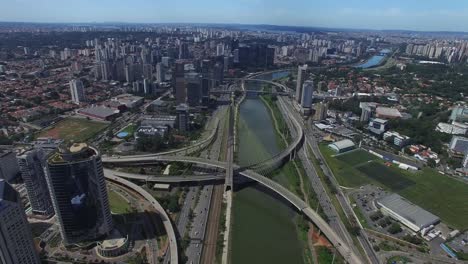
[108,190,131,214]
[357,162,416,191]
[336,149,378,165]
[320,144,468,230]
[38,117,108,142]
[119,124,137,137]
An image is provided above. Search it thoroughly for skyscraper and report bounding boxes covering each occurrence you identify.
[301,80,314,110]
[178,43,189,59]
[176,104,190,132]
[17,149,54,217]
[314,102,328,121]
[216,43,225,56]
[44,143,113,245]
[295,65,308,103]
[174,60,187,104]
[0,179,40,264]
[143,79,152,95]
[156,63,165,83]
[69,79,85,104]
[186,73,202,107]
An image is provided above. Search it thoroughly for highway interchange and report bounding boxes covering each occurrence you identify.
[102,73,373,264]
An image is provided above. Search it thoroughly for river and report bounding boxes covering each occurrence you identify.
[230,70,304,264]
[355,49,392,69]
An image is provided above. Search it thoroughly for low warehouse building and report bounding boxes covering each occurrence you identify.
[328,139,355,153]
[77,106,118,121]
[377,193,440,233]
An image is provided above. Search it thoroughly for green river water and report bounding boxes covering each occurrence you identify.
[231,71,304,264]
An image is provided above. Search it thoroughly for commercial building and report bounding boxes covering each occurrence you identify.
[295,65,308,103]
[450,106,468,123]
[313,102,328,121]
[436,122,468,135]
[377,193,440,233]
[300,80,314,111]
[111,94,144,109]
[236,43,275,69]
[359,102,378,122]
[135,126,168,138]
[368,118,388,135]
[383,131,411,148]
[176,104,190,132]
[96,229,129,258]
[449,136,468,158]
[0,150,20,181]
[185,73,202,107]
[156,63,165,83]
[328,139,356,153]
[141,115,177,128]
[174,60,187,104]
[69,79,86,104]
[77,106,118,121]
[0,180,41,264]
[376,107,402,119]
[17,149,54,216]
[44,143,113,245]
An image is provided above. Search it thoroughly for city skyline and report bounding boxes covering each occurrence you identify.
[2,0,468,32]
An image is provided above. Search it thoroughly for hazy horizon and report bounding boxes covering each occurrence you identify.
[2,0,468,32]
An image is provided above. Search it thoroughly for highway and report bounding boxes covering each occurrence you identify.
[239,169,362,264]
[100,73,366,263]
[276,96,354,245]
[104,169,224,183]
[307,123,380,264]
[104,175,178,264]
[275,79,379,264]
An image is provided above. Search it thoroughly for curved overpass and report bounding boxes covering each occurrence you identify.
[240,79,304,173]
[102,155,228,169]
[239,170,361,264]
[104,155,362,263]
[104,169,224,183]
[106,117,220,160]
[104,175,178,264]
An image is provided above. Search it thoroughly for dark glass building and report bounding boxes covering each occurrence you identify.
[44,143,113,245]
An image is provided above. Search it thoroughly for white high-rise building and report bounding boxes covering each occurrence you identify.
[0,179,41,264]
[295,65,308,104]
[69,79,85,104]
[156,63,165,83]
[216,43,225,56]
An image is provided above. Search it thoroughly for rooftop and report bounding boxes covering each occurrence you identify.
[78,105,117,118]
[450,136,468,154]
[329,139,355,150]
[377,193,439,229]
[376,107,402,118]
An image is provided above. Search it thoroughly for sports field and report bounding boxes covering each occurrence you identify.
[38,117,108,142]
[320,144,468,229]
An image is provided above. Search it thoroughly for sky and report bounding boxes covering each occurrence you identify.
[2,0,468,32]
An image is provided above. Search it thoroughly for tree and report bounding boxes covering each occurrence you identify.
[388,222,402,234]
[427,158,436,168]
[167,196,180,212]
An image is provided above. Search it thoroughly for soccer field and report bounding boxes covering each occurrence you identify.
[319,144,468,229]
[38,117,108,142]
